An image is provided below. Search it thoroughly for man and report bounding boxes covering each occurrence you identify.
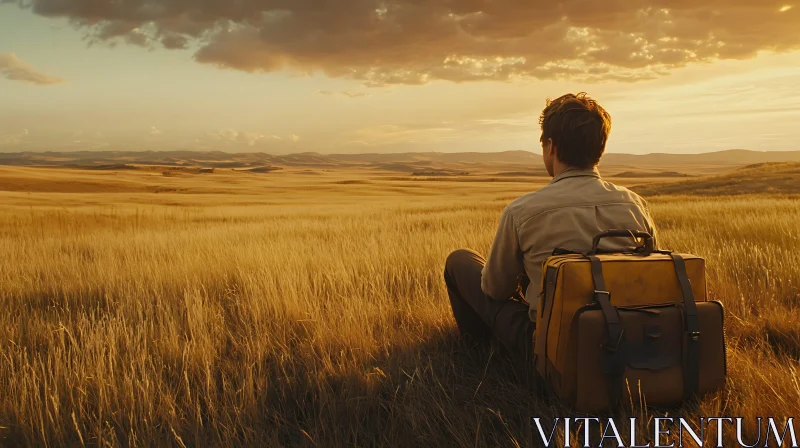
[443,92,658,370]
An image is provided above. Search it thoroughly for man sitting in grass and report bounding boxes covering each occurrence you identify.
[443,92,658,372]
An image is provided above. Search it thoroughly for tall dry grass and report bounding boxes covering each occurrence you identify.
[0,182,799,446]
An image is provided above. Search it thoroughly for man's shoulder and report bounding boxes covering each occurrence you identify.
[503,183,566,222]
[505,188,549,215]
[599,179,648,204]
[504,177,649,221]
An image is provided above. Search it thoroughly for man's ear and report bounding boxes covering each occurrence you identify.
[547,139,557,156]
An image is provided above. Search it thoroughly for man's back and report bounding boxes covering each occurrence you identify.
[481,166,657,321]
[444,92,655,363]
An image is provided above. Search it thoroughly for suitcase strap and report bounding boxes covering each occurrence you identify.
[588,256,626,407]
[671,254,701,400]
[588,254,701,407]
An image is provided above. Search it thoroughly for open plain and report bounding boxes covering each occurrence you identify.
[1,153,799,446]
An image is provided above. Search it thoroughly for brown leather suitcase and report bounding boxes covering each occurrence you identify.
[533,230,727,413]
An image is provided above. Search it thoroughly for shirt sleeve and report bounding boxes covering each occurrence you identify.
[481,206,525,301]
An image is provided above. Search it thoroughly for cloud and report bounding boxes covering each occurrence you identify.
[10,1,800,85]
[317,90,371,98]
[0,128,29,145]
[193,129,302,153]
[341,91,370,98]
[0,52,65,85]
[160,33,189,49]
[72,130,104,139]
[207,129,299,147]
[349,123,458,146]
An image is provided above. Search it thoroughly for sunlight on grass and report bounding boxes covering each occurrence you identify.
[0,170,798,446]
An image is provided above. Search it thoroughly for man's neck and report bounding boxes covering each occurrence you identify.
[551,161,573,178]
[551,164,599,181]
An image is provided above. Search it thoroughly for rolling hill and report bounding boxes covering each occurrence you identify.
[631,162,800,196]
[0,149,798,177]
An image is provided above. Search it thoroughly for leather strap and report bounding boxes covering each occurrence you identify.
[671,254,700,400]
[588,255,626,407]
[534,266,558,374]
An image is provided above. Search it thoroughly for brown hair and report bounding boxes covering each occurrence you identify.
[538,92,612,168]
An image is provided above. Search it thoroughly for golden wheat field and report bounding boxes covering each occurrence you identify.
[1,165,799,447]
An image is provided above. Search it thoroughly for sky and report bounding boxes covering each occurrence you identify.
[1,1,799,155]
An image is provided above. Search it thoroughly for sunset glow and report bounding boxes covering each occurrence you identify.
[1,1,799,154]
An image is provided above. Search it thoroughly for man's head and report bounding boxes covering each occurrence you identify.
[538,92,612,176]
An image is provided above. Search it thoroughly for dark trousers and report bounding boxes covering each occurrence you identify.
[444,249,535,367]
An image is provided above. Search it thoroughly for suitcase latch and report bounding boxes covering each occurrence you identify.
[689,331,701,341]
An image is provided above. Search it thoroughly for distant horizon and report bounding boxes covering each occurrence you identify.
[1,147,799,157]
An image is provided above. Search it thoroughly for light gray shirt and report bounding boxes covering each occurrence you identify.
[480,166,658,321]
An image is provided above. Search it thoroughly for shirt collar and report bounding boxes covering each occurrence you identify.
[549,166,601,185]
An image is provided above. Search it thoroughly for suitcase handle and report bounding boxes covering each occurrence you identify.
[590,229,654,255]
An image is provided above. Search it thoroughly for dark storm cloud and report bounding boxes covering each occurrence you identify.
[8,0,800,85]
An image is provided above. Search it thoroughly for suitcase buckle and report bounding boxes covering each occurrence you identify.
[593,290,611,303]
[689,331,701,341]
